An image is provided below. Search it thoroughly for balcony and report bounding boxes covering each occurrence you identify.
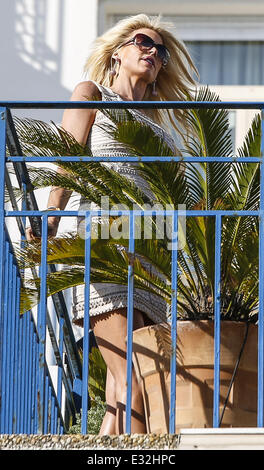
[0,98,264,449]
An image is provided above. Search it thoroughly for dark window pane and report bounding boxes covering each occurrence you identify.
[186,41,264,85]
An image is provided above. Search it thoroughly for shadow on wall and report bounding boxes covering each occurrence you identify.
[0,0,71,122]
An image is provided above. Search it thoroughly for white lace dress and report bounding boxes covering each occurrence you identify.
[72,81,176,325]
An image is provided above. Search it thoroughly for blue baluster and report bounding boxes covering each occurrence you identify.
[126,210,135,434]
[258,109,264,426]
[81,211,91,434]
[213,215,222,427]
[169,210,178,434]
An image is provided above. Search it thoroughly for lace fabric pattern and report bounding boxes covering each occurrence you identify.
[72,81,174,325]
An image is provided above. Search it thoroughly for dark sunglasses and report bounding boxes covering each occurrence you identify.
[121,33,170,66]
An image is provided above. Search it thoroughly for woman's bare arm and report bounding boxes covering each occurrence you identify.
[27,80,101,239]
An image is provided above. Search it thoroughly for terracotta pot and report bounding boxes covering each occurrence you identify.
[132,320,258,433]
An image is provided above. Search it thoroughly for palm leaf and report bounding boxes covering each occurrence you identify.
[96,108,189,207]
[19,234,172,313]
[221,113,261,293]
[183,86,234,209]
[88,347,107,401]
[11,117,92,157]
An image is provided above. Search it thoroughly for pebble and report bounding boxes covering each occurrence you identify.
[0,433,180,450]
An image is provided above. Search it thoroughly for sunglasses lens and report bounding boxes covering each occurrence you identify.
[134,34,169,64]
[135,34,153,48]
[157,45,169,62]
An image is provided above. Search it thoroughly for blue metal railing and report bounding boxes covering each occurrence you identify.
[0,105,83,434]
[0,100,264,435]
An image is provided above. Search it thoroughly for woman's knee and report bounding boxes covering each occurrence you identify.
[115,370,142,403]
[105,368,116,404]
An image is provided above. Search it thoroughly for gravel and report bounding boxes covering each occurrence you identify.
[0,433,180,450]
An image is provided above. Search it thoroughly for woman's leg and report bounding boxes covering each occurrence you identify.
[99,368,116,435]
[90,308,146,434]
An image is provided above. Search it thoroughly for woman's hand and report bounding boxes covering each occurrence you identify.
[25,217,60,241]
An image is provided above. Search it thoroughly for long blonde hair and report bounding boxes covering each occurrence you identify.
[84,14,199,137]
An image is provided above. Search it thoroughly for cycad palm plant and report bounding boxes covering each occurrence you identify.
[12,87,260,323]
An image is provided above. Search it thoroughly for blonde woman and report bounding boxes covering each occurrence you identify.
[27,14,197,435]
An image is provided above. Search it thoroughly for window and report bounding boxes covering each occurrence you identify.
[186,41,264,86]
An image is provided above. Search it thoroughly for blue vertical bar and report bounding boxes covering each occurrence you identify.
[81,211,91,434]
[10,263,17,433]
[16,311,23,432]
[8,260,17,432]
[0,107,6,433]
[213,214,222,427]
[20,312,27,432]
[169,210,178,433]
[126,210,135,434]
[1,242,9,432]
[13,269,20,433]
[5,245,10,432]
[50,393,56,434]
[258,108,264,426]
[37,214,48,433]
[5,246,13,432]
[6,249,12,433]
[59,414,64,435]
[48,382,52,434]
[27,316,33,434]
[33,327,39,434]
[56,314,64,433]
[20,159,28,432]
[25,312,31,434]
[30,322,35,434]
[28,314,34,432]
[21,311,28,433]
[43,375,49,434]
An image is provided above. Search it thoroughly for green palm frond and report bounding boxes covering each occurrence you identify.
[183,86,234,209]
[221,113,261,293]
[21,267,85,312]
[19,233,172,313]
[99,107,176,157]
[184,87,233,159]
[99,108,190,207]
[16,233,85,268]
[10,116,155,209]
[23,163,148,208]
[230,113,260,212]
[88,347,107,402]
[11,117,92,157]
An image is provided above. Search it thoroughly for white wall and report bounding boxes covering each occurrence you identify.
[0,0,98,122]
[210,86,264,152]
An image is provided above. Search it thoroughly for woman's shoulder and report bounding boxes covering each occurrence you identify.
[72,80,102,101]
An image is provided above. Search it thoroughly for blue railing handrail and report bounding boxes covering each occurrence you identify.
[6,156,264,163]
[1,100,264,109]
[5,209,263,217]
